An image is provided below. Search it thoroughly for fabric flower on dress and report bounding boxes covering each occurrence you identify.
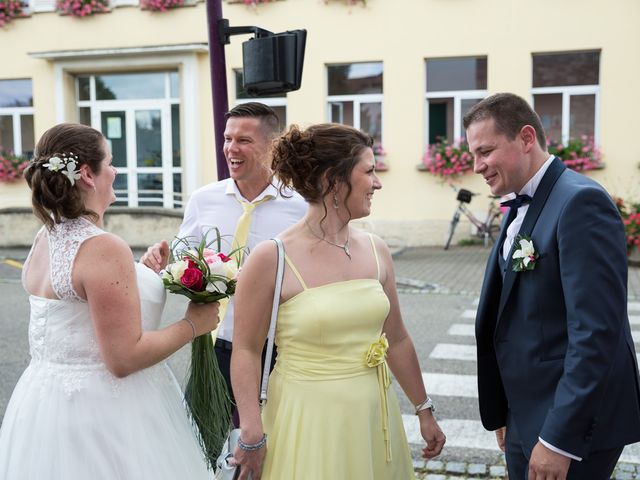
[365,333,389,368]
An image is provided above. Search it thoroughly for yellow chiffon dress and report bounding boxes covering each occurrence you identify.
[261,235,415,479]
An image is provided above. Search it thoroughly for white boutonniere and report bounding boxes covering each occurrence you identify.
[512,235,539,272]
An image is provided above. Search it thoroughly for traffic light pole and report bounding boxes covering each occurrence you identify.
[205,0,230,180]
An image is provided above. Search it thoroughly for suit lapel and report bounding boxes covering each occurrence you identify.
[496,157,566,325]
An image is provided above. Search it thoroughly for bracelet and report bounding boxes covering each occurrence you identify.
[415,396,435,415]
[238,434,267,451]
[183,317,196,342]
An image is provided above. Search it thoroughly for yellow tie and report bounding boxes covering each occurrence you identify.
[214,195,274,337]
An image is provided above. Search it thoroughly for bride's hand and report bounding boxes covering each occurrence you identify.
[184,301,219,336]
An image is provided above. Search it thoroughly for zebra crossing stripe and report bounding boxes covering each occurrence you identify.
[620,442,640,464]
[628,301,640,311]
[633,331,640,344]
[460,310,477,320]
[422,373,478,398]
[447,324,475,337]
[402,416,640,463]
[402,416,500,451]
[430,344,476,362]
[630,315,640,325]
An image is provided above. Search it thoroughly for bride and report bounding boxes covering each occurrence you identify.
[0,123,218,479]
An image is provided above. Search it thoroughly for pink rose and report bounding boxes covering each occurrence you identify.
[181,267,204,291]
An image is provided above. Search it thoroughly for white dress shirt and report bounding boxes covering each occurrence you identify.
[502,155,554,260]
[178,178,308,341]
[501,155,582,462]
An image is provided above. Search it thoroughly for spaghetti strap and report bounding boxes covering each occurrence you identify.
[367,233,381,281]
[284,254,308,290]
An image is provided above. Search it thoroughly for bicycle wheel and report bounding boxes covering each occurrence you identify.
[444,210,460,250]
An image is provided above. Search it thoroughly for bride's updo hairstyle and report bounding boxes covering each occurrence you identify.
[272,123,373,208]
[24,123,106,230]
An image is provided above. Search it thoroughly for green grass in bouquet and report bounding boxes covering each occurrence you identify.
[161,228,243,468]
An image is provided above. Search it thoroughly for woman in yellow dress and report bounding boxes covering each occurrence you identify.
[231,123,445,479]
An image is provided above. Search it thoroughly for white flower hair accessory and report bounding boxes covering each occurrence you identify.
[43,153,81,186]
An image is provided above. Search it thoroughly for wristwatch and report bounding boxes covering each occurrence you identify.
[415,396,435,415]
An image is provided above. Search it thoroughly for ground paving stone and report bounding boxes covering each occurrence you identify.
[467,463,487,475]
[426,460,444,471]
[489,465,506,477]
[445,462,467,474]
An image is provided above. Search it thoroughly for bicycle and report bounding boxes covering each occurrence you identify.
[444,186,502,250]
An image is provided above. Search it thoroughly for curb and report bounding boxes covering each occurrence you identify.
[412,459,640,479]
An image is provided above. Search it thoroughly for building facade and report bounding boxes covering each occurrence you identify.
[1,0,639,246]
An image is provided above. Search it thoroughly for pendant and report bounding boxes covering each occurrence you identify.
[343,243,352,260]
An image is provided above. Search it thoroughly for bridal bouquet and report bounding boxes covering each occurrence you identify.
[161,229,242,469]
[162,234,239,303]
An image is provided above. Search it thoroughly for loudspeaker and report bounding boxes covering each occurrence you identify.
[242,29,307,97]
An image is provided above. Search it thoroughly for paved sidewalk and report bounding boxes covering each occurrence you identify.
[2,245,639,479]
[393,244,640,300]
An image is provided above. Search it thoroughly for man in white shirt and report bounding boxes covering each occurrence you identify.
[466,93,640,480]
[142,102,307,406]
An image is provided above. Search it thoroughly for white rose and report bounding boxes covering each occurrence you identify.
[169,260,189,281]
[161,270,173,281]
[209,259,227,277]
[205,281,228,294]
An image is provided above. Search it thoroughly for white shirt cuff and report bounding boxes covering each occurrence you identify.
[539,437,582,461]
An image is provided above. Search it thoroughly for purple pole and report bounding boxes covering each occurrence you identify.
[205,0,230,180]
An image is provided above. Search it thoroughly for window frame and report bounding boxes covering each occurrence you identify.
[424,89,487,145]
[0,79,35,157]
[530,84,600,145]
[424,57,488,145]
[325,63,384,146]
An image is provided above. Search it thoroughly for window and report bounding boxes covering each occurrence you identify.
[326,62,383,146]
[77,72,183,208]
[0,79,35,158]
[234,70,287,129]
[532,51,600,144]
[425,57,487,144]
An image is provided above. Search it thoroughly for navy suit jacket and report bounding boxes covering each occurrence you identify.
[475,158,640,460]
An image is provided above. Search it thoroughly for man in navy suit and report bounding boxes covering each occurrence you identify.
[465,93,640,479]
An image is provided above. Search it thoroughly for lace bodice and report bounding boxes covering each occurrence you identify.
[48,217,105,301]
[23,218,166,371]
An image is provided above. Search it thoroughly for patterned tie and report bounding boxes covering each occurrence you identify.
[215,195,274,333]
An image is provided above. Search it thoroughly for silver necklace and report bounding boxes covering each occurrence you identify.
[305,219,351,260]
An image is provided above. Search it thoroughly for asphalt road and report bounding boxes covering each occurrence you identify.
[2,245,639,468]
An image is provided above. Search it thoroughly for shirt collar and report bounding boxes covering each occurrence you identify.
[518,155,555,198]
[225,179,279,203]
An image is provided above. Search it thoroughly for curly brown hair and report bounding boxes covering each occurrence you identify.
[24,123,107,230]
[272,123,373,205]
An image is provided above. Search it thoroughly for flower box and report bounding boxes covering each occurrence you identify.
[421,139,473,179]
[57,0,109,17]
[0,150,29,184]
[548,136,603,172]
[373,144,388,172]
[614,196,640,263]
[0,0,25,27]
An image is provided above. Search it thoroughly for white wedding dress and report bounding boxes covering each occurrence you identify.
[0,217,211,479]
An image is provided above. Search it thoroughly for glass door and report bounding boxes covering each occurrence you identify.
[78,72,182,208]
[98,104,177,208]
